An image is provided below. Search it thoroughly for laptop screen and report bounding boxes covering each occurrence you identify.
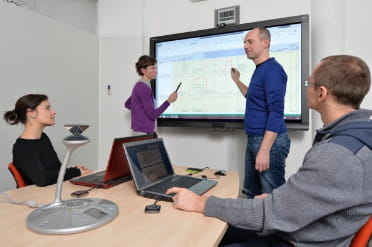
[103,134,155,182]
[123,138,174,190]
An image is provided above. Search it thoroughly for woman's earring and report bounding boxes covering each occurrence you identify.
[31,115,36,119]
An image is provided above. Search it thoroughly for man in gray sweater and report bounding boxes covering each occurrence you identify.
[167,55,372,247]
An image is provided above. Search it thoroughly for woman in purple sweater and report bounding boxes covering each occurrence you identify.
[125,55,177,134]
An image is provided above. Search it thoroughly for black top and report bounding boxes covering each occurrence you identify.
[12,132,81,187]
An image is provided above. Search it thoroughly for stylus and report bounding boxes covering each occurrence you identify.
[175,82,182,92]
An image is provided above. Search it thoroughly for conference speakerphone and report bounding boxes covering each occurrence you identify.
[26,125,119,235]
[26,198,118,234]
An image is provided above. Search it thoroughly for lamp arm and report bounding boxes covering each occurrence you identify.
[53,147,74,204]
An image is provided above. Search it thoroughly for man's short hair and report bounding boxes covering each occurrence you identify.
[313,55,371,109]
[257,27,271,47]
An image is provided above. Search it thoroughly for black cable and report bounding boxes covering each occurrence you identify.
[145,199,161,213]
[71,184,102,198]
[200,175,220,180]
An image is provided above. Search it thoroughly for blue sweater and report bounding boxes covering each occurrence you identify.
[245,57,287,136]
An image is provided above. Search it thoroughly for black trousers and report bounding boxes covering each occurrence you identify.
[219,225,293,247]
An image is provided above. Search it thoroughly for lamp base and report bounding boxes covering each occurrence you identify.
[26,198,118,234]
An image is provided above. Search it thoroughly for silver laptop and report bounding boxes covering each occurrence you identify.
[123,138,217,202]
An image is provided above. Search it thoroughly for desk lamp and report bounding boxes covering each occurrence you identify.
[26,125,118,234]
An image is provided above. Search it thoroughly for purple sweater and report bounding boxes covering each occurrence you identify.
[125,80,169,133]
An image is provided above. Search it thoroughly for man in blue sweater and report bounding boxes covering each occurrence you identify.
[230,27,290,198]
[167,55,372,246]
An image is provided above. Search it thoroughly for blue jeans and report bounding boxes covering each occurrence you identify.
[243,133,290,198]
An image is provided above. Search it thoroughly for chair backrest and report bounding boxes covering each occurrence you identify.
[350,216,372,247]
[7,162,26,188]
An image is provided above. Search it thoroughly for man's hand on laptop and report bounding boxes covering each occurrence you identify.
[166,187,207,213]
[76,165,93,176]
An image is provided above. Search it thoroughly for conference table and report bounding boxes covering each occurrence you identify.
[0,167,239,247]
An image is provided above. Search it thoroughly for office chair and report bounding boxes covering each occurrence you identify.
[350,216,372,247]
[8,162,26,188]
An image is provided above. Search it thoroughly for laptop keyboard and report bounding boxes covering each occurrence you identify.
[77,170,105,182]
[147,176,200,194]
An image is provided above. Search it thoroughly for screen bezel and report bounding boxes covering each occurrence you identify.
[150,14,309,131]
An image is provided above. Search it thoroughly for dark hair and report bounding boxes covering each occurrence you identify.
[313,55,370,109]
[3,94,48,125]
[135,55,156,76]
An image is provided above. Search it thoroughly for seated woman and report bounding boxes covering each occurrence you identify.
[3,94,92,187]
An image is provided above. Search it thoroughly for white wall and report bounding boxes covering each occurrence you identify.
[0,2,99,191]
[345,0,372,112]
[34,0,98,33]
[97,0,145,168]
[7,0,98,33]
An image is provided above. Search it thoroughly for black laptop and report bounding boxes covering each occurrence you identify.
[123,138,217,201]
[70,134,155,188]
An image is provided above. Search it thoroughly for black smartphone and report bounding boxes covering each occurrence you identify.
[175,82,182,92]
